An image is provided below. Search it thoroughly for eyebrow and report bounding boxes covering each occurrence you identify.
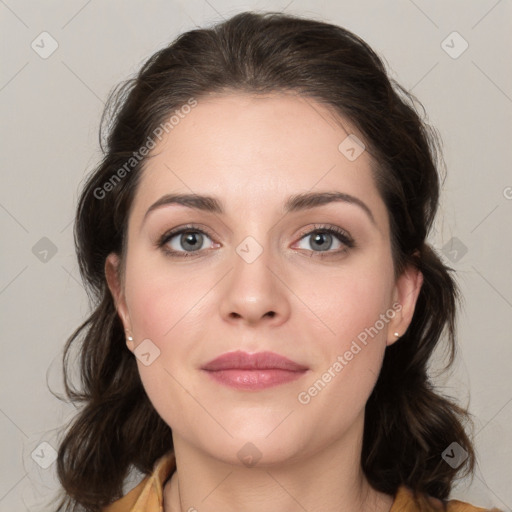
[142,191,376,226]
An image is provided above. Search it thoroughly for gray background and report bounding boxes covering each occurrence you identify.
[1,0,511,510]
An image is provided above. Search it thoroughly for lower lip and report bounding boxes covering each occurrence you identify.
[202,369,307,390]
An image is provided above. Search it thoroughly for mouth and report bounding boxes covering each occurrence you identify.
[201,350,309,390]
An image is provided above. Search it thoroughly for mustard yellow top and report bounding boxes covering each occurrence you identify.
[102,451,498,512]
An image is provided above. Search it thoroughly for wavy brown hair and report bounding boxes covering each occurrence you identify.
[53,10,478,511]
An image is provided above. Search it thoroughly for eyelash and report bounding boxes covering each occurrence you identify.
[156,223,355,259]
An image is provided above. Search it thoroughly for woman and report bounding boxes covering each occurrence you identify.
[54,11,501,512]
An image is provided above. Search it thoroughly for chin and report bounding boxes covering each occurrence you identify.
[195,427,308,468]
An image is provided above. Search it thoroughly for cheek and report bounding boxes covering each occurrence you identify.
[123,265,201,426]
[124,255,201,344]
[298,261,393,398]
[122,257,211,413]
[294,264,395,423]
[301,260,394,347]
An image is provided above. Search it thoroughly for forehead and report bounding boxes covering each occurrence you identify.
[130,92,388,231]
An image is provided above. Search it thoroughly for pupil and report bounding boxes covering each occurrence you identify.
[313,232,331,250]
[182,232,201,251]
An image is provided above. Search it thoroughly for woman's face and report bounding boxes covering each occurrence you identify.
[106,92,421,466]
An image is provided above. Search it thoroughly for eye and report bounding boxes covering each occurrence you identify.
[294,224,355,257]
[157,223,355,259]
[157,225,217,258]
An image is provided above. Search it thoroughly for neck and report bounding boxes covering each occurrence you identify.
[163,414,393,512]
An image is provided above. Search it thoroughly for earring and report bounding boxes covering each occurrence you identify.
[127,336,133,341]
[394,332,400,337]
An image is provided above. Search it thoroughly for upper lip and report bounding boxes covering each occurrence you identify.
[201,350,309,371]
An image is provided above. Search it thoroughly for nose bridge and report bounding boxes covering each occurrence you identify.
[218,226,290,325]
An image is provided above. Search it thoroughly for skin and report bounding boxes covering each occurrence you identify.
[105,92,423,512]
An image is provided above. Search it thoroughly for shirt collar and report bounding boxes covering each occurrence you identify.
[105,450,434,512]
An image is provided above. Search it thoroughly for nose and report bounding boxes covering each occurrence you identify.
[218,244,291,328]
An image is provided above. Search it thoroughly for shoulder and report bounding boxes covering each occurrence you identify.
[392,485,503,512]
[102,476,150,512]
[102,451,176,512]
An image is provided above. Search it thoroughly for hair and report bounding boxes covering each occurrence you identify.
[53,10,477,511]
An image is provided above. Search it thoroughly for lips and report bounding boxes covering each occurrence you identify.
[201,350,309,390]
[201,350,308,372]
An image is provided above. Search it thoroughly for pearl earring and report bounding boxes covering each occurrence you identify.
[127,336,133,341]
[394,332,400,337]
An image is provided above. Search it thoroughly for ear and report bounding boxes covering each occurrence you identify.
[387,252,423,346]
[105,252,134,352]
